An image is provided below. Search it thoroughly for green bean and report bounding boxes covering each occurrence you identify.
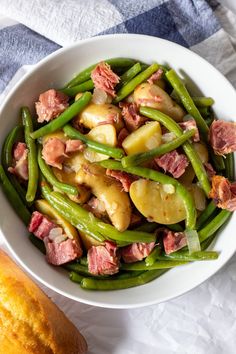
[79,257,88,266]
[1,125,24,170]
[135,222,158,233]
[121,260,189,271]
[192,97,215,107]
[113,63,160,103]
[198,209,232,242]
[1,125,27,203]
[63,124,125,159]
[41,184,155,244]
[196,200,217,230]
[31,92,92,139]
[117,62,142,88]
[139,107,211,195]
[113,271,144,279]
[22,107,38,203]
[69,271,84,284]
[121,129,195,167]
[99,160,197,230]
[201,233,217,250]
[0,165,31,225]
[145,246,162,266]
[80,269,167,290]
[64,263,91,276]
[225,153,235,181]
[166,69,209,140]
[60,79,94,97]
[210,149,225,172]
[167,223,184,232]
[157,250,218,262]
[66,58,137,88]
[37,145,78,195]
[29,234,46,254]
[198,107,210,118]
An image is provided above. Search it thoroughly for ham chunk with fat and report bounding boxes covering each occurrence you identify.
[28,211,56,240]
[8,142,28,180]
[121,242,155,263]
[28,211,83,265]
[147,68,163,84]
[42,138,84,169]
[88,241,119,275]
[120,102,146,132]
[179,118,200,142]
[162,229,187,254]
[35,89,69,123]
[44,237,82,266]
[155,150,189,178]
[117,127,129,147]
[106,169,135,192]
[209,175,236,211]
[209,120,236,155]
[91,62,120,97]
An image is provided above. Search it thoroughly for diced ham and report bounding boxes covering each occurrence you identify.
[87,241,119,275]
[44,237,82,265]
[155,150,189,178]
[87,197,107,218]
[91,62,120,97]
[147,68,163,84]
[35,89,69,123]
[121,242,155,263]
[209,175,236,211]
[106,169,135,192]
[42,138,67,169]
[162,229,187,254]
[8,142,28,180]
[120,102,146,132]
[204,162,216,181]
[65,139,85,153]
[28,211,56,240]
[209,120,236,155]
[117,127,129,147]
[179,118,200,142]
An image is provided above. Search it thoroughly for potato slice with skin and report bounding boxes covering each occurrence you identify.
[35,199,79,240]
[79,231,102,250]
[84,124,117,162]
[41,130,67,144]
[122,121,162,155]
[75,103,124,131]
[187,184,206,211]
[133,82,185,122]
[193,142,209,163]
[52,167,91,204]
[130,179,186,224]
[75,161,131,231]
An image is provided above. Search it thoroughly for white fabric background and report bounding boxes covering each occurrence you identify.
[1,1,236,353]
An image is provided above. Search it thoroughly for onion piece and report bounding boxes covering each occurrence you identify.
[92,88,112,105]
[185,229,201,254]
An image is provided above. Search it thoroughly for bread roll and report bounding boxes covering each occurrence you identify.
[0,249,87,354]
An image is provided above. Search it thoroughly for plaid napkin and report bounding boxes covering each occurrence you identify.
[1,0,236,97]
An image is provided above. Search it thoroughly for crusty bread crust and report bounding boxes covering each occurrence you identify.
[0,249,87,354]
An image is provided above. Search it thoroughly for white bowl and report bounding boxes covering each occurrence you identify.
[0,34,235,309]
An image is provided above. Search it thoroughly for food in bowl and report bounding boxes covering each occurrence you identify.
[0,57,235,291]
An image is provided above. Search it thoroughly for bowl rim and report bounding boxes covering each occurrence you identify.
[0,33,236,309]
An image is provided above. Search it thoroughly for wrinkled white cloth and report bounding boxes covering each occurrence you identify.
[1,1,236,353]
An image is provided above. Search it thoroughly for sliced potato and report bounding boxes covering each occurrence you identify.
[41,130,67,144]
[64,152,87,172]
[187,184,206,211]
[75,103,124,131]
[52,167,91,204]
[79,231,102,250]
[129,179,186,224]
[193,142,209,163]
[133,83,185,122]
[122,121,162,155]
[75,161,131,231]
[35,199,79,239]
[84,124,117,162]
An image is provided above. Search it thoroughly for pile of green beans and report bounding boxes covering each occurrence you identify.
[1,56,235,292]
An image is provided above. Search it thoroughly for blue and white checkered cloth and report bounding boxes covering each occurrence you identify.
[1,0,236,98]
